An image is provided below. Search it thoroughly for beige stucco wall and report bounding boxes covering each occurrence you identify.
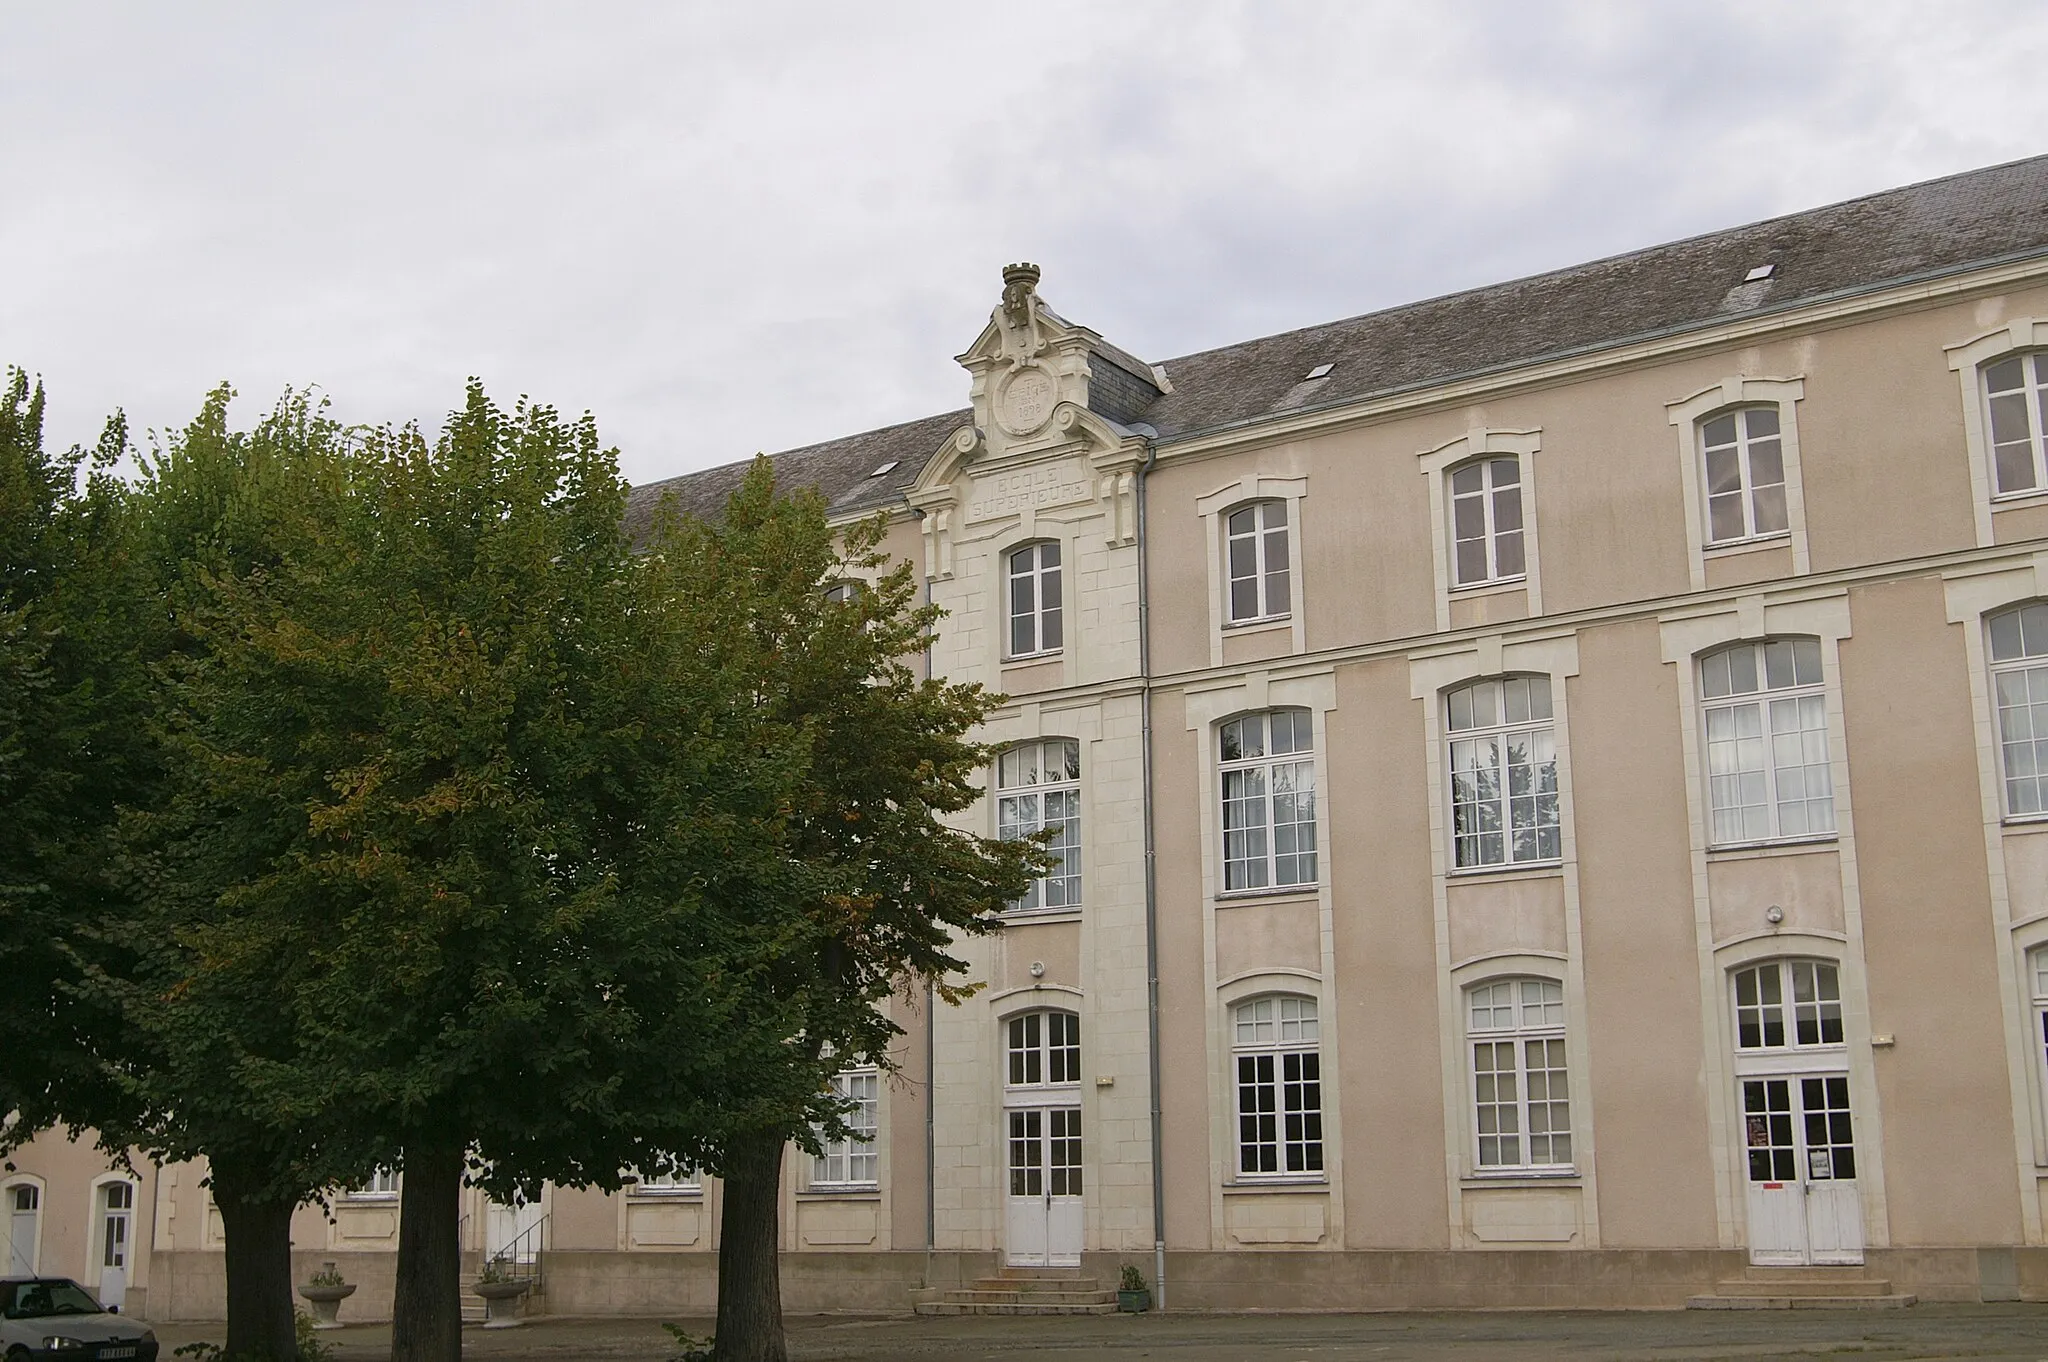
[1568,618,1719,1249]
[1840,576,2022,1246]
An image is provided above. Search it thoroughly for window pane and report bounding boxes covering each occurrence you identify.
[1744,406,1780,439]
[1703,414,1738,448]
[1451,463,1484,495]
[1706,445,1743,496]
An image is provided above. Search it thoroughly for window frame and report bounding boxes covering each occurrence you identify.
[1981,352,2048,501]
[1988,603,2048,822]
[1230,995,1324,1182]
[1443,675,1561,872]
[1696,405,1791,548]
[343,1168,400,1201]
[1447,455,1527,589]
[995,739,1083,912]
[1222,499,1292,626]
[630,1161,701,1196]
[1217,708,1318,894]
[1465,977,1574,1175]
[1004,540,1064,660]
[810,1067,880,1190]
[1698,638,1837,848]
[1005,1008,1082,1089]
[1730,958,1845,1053]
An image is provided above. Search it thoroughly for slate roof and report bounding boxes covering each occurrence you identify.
[626,153,2048,526]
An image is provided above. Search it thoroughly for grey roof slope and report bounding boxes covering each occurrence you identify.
[627,153,2048,522]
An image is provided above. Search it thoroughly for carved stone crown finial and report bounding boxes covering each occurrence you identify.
[1001,262,1041,325]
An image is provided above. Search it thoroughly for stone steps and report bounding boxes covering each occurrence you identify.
[1688,1271,1914,1310]
[915,1270,1117,1316]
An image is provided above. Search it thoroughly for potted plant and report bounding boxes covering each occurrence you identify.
[1117,1263,1151,1313]
[297,1262,356,1329]
[473,1257,533,1328]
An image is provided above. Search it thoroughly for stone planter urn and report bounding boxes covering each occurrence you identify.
[297,1274,356,1330]
[474,1277,533,1328]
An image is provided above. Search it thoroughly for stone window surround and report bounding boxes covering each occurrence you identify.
[1665,377,1811,592]
[1947,319,2048,547]
[1943,555,2048,1234]
[1418,428,1546,631]
[989,522,1076,677]
[1225,987,1327,1185]
[1450,954,1583,1183]
[977,699,1101,923]
[1214,970,1336,1193]
[1195,474,1309,668]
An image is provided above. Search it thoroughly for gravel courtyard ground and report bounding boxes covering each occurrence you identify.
[147,1305,2048,1361]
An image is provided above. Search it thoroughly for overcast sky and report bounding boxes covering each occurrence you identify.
[6,2,2048,485]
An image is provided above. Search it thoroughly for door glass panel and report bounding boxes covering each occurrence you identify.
[1743,1079,1797,1182]
[1800,1075,1857,1180]
[1048,1108,1083,1197]
[1007,1110,1043,1197]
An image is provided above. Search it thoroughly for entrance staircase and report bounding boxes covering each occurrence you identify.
[1688,1267,1915,1309]
[913,1266,1118,1316]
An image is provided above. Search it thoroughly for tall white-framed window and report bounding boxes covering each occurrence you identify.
[1989,602,2048,818]
[996,739,1082,911]
[346,1168,400,1200]
[1732,959,1843,1050]
[1224,500,1291,624]
[2031,949,2048,1105]
[96,1178,135,1277]
[1699,407,1789,545]
[1006,541,1063,658]
[1700,638,1835,845]
[811,1069,879,1188]
[1445,675,1559,870]
[1983,353,2048,497]
[1466,978,1572,1171]
[1007,1009,1082,1087]
[1232,996,1323,1179]
[5,1181,40,1276]
[1449,457,1525,587]
[1218,709,1316,892]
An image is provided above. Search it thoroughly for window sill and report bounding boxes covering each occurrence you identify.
[1462,1170,1580,1186]
[2001,814,2048,832]
[798,1187,880,1201]
[1222,614,1292,634]
[1446,860,1564,883]
[627,1188,703,1200]
[338,1193,399,1203]
[1449,575,1528,597]
[1223,1178,1328,1193]
[1003,651,1062,667]
[999,907,1083,924]
[1703,532,1792,557]
[1705,835,1837,860]
[1992,488,2048,510]
[1216,885,1319,905]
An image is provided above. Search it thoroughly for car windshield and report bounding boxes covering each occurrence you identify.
[4,1279,104,1318]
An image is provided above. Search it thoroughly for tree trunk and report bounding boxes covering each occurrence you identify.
[211,1164,298,1362]
[390,1143,464,1362]
[714,1130,787,1362]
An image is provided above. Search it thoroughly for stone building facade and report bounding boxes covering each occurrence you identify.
[19,154,2048,1314]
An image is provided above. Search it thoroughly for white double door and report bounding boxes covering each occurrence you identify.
[486,1188,546,1267]
[1004,1104,1082,1267]
[1742,1073,1864,1265]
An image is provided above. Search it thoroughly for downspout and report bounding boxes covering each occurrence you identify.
[1136,441,1166,1310]
[918,510,938,1270]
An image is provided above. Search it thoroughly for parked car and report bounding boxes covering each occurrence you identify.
[0,1278,158,1360]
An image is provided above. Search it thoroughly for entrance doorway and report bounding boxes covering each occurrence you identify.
[97,1180,134,1310]
[6,1184,38,1275]
[1742,1073,1863,1265]
[485,1188,546,1271]
[1004,1105,1082,1267]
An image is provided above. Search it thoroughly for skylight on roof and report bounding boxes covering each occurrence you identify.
[1304,363,1334,380]
[1744,264,1775,282]
[870,461,899,477]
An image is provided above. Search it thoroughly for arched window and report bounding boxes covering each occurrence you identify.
[1224,501,1290,624]
[1732,959,1842,1050]
[1983,353,2048,495]
[1449,456,1525,587]
[1006,541,1063,657]
[1698,407,1788,544]
[1006,1009,1081,1087]
[1444,676,1559,869]
[1219,709,1316,891]
[997,739,1082,910]
[1231,996,1322,1178]
[1989,603,2048,816]
[1699,639,1833,844]
[1466,978,1572,1170]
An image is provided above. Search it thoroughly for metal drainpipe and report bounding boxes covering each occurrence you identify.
[1135,440,1166,1310]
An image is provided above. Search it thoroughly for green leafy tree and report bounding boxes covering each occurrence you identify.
[644,462,1043,1362]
